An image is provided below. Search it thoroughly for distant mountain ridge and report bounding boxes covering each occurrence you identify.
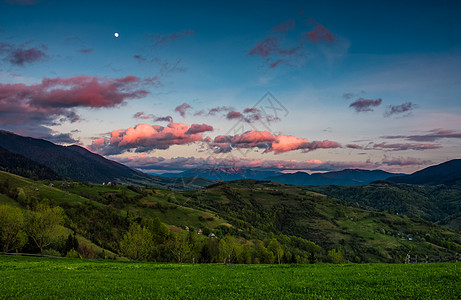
[388,159,461,184]
[0,131,216,189]
[267,169,403,186]
[156,168,283,181]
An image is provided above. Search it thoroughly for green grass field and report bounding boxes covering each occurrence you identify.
[0,255,459,299]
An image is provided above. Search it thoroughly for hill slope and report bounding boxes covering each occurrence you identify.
[388,159,461,184]
[267,169,402,186]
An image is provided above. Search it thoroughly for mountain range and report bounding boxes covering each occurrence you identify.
[0,131,215,190]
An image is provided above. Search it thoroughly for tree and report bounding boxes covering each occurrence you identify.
[0,205,27,253]
[219,235,236,264]
[27,203,64,253]
[170,233,191,263]
[268,239,284,264]
[119,223,154,260]
[327,248,346,264]
[62,233,79,256]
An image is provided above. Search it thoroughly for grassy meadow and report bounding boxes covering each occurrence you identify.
[0,255,459,299]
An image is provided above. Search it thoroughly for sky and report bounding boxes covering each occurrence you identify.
[1,0,461,174]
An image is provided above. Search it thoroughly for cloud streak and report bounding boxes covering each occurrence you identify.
[114,154,379,173]
[382,129,461,142]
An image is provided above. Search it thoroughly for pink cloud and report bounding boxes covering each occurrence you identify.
[209,130,340,154]
[88,122,213,155]
[0,75,152,137]
[349,98,382,112]
[271,19,295,33]
[306,23,335,43]
[248,37,279,59]
[175,102,192,118]
[270,59,285,69]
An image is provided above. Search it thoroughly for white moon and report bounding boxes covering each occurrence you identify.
[114,32,119,38]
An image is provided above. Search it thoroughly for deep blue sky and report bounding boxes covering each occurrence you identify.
[1,0,461,174]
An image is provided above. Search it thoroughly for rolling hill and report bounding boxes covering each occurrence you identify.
[0,171,460,263]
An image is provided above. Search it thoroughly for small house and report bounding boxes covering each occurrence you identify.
[184,226,189,231]
[196,228,203,234]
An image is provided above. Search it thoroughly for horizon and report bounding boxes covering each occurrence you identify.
[1,0,461,175]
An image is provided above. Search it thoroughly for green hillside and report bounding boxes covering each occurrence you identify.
[0,171,460,263]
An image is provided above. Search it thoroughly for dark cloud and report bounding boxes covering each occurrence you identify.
[78,48,93,54]
[384,102,416,117]
[154,115,173,123]
[194,106,234,116]
[146,30,194,47]
[0,42,48,66]
[226,111,243,120]
[133,112,152,120]
[133,112,173,123]
[346,144,363,149]
[349,98,382,112]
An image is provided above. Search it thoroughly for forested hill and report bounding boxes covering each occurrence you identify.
[388,159,461,184]
[0,146,62,180]
[309,180,461,230]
